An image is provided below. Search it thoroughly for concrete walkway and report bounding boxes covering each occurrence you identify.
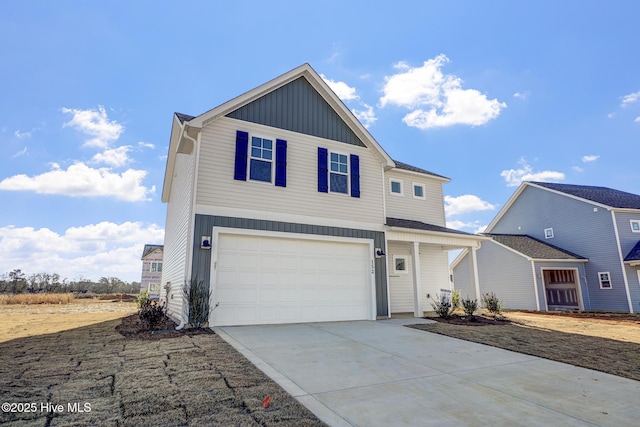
[215,319,640,426]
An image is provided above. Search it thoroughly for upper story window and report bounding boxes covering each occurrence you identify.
[151,262,163,273]
[330,152,349,194]
[250,137,273,182]
[390,179,403,196]
[234,130,287,187]
[413,183,425,199]
[544,228,554,239]
[631,220,640,233]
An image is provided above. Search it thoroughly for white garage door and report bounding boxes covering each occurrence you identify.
[212,233,373,326]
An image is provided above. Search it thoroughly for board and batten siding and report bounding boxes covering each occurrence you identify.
[492,185,629,312]
[196,117,384,226]
[160,151,195,322]
[191,214,389,317]
[384,169,446,226]
[614,211,640,310]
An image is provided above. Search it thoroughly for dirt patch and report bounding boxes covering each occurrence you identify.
[116,314,214,341]
[410,311,640,382]
[0,306,327,426]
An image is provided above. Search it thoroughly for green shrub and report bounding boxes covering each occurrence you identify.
[482,292,503,314]
[430,294,453,318]
[184,278,211,328]
[451,289,461,311]
[138,298,166,330]
[461,296,478,317]
[136,290,150,309]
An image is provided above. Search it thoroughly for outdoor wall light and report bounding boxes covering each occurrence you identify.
[375,248,386,258]
[201,236,212,249]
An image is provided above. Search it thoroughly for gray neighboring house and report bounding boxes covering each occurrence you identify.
[452,181,640,313]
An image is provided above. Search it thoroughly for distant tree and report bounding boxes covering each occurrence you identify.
[9,269,27,294]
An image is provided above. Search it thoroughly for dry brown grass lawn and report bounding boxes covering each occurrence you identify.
[409,310,640,382]
[0,304,326,426]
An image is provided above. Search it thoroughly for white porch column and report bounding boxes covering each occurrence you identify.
[411,242,423,317]
[470,246,481,303]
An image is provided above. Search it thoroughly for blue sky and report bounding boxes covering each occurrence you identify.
[1,1,639,282]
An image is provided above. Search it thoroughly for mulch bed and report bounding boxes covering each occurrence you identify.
[425,313,514,326]
[116,314,215,340]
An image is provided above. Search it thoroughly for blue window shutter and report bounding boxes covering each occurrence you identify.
[275,139,287,187]
[234,130,249,181]
[350,154,360,198]
[318,147,328,193]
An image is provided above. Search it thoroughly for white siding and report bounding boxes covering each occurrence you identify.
[196,117,385,225]
[161,151,195,322]
[384,169,445,225]
[387,242,414,313]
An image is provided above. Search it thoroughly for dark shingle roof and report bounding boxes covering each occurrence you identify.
[485,234,587,260]
[393,160,449,180]
[142,244,163,259]
[530,182,640,209]
[386,217,475,236]
[624,241,640,262]
[175,112,196,123]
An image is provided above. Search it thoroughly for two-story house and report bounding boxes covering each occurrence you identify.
[452,181,640,313]
[160,63,484,327]
[140,244,163,298]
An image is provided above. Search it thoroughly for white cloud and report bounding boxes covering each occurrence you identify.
[321,74,359,101]
[61,105,123,148]
[513,91,529,100]
[92,146,132,167]
[352,104,377,128]
[138,141,155,149]
[14,130,32,139]
[0,222,164,281]
[572,166,584,173]
[380,55,506,129]
[12,147,28,158]
[500,158,565,187]
[581,155,599,163]
[635,116,640,123]
[446,220,487,234]
[0,162,154,201]
[444,194,496,216]
[621,90,640,107]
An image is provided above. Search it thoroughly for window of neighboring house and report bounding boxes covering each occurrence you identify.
[249,136,273,182]
[544,228,554,239]
[631,220,640,233]
[390,179,403,196]
[148,283,161,297]
[151,262,162,273]
[413,183,425,199]
[393,255,408,274]
[330,152,349,194]
[598,272,612,289]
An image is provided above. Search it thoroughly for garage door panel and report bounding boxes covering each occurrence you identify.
[212,233,372,326]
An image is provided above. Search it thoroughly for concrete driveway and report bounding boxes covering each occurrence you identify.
[215,319,640,426]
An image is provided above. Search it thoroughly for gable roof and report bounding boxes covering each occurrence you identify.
[485,234,587,260]
[530,182,640,209]
[393,160,450,181]
[163,63,395,202]
[141,244,163,260]
[624,240,640,264]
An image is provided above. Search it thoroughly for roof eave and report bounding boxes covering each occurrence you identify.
[387,225,490,240]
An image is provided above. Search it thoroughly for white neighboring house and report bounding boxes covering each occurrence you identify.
[140,244,163,299]
[160,63,485,327]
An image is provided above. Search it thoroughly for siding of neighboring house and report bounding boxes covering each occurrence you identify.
[141,249,163,295]
[196,117,384,227]
[473,241,538,310]
[161,151,195,322]
[452,251,474,300]
[191,214,389,316]
[614,211,640,310]
[384,169,446,226]
[491,185,628,311]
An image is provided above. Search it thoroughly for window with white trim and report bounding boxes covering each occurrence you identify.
[544,228,554,239]
[329,152,349,194]
[390,179,403,196]
[393,255,407,274]
[598,272,612,289]
[151,262,162,273]
[631,220,640,233]
[413,183,425,199]
[249,136,273,182]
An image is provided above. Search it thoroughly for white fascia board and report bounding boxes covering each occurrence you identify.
[161,115,186,203]
[530,258,588,263]
[612,208,640,214]
[388,167,451,183]
[484,182,529,233]
[184,63,395,168]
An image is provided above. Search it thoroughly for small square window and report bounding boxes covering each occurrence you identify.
[598,272,612,289]
[544,228,554,239]
[390,179,403,195]
[631,220,640,233]
[393,256,407,273]
[413,183,425,199]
